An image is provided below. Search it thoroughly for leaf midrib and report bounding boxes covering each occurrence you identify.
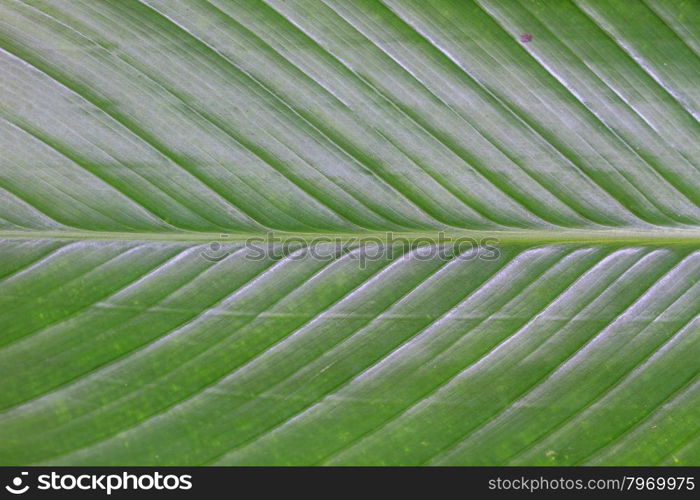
[4,228,700,245]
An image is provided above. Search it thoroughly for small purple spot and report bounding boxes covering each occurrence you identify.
[520,33,533,43]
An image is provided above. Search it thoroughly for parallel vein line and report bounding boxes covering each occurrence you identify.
[424,249,679,464]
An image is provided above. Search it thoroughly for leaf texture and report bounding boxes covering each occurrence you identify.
[0,0,699,465]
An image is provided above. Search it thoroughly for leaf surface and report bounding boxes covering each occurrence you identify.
[0,0,698,465]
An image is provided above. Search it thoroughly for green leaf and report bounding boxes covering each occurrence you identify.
[0,0,698,465]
